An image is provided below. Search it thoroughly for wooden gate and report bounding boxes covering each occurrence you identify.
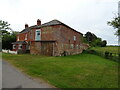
[41,42,54,56]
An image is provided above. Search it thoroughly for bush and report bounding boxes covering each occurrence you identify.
[105,51,109,59]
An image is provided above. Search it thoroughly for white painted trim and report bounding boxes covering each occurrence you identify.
[35,29,41,41]
[25,34,27,40]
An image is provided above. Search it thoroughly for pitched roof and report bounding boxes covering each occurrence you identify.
[12,41,27,44]
[19,19,82,34]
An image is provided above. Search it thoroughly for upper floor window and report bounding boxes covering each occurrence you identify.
[25,34,27,40]
[35,29,41,41]
[17,36,19,41]
[73,36,76,41]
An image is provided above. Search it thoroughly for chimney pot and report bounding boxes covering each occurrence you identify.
[25,24,29,28]
[37,19,41,26]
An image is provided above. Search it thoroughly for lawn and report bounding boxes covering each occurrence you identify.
[2,53,118,88]
[90,46,119,54]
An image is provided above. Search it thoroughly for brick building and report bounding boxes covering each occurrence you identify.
[12,19,89,56]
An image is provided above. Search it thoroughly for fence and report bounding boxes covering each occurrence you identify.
[84,49,120,62]
[2,49,17,54]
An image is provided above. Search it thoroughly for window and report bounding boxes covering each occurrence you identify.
[61,44,63,48]
[76,45,79,49]
[25,34,27,40]
[13,45,16,49]
[73,36,76,41]
[35,29,41,40]
[17,36,19,41]
[71,44,74,49]
[37,32,40,35]
[18,44,22,49]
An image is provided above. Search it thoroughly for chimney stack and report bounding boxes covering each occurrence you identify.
[37,19,41,26]
[25,24,29,28]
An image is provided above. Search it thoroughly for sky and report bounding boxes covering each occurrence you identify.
[0,0,119,45]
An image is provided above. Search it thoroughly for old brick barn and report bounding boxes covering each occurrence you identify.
[12,19,89,56]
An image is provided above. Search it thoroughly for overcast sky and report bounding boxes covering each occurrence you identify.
[0,0,119,45]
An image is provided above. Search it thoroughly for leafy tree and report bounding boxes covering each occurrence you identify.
[84,32,107,47]
[84,32,97,43]
[0,20,11,31]
[101,40,107,47]
[94,38,102,47]
[2,30,18,50]
[107,16,120,36]
[0,20,18,50]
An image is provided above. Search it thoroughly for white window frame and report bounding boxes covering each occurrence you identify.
[17,36,19,41]
[25,34,27,40]
[73,36,76,41]
[13,45,16,49]
[35,29,41,41]
[71,44,74,49]
[18,44,22,49]
[76,45,79,49]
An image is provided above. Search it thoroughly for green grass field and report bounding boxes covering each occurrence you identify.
[2,53,118,88]
[90,46,119,54]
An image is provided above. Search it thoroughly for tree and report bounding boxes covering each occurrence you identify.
[2,30,18,50]
[0,20,18,50]
[101,40,107,47]
[84,32,97,43]
[107,16,120,36]
[0,20,11,31]
[84,32,107,47]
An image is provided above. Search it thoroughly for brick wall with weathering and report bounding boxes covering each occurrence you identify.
[30,41,41,54]
[17,23,88,56]
[16,28,36,42]
[30,24,85,56]
[55,24,83,56]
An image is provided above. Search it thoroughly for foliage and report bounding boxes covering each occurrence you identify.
[84,32,97,43]
[0,20,19,50]
[2,30,18,50]
[3,53,118,88]
[0,20,11,31]
[101,40,107,47]
[107,16,120,36]
[83,32,107,47]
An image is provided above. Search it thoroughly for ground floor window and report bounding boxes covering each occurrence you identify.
[18,44,22,49]
[13,45,16,49]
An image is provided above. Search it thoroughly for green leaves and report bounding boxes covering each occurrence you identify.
[84,32,107,47]
[107,16,120,36]
[0,20,11,31]
[2,30,17,50]
[0,20,19,50]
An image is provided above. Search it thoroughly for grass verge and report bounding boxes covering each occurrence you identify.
[2,53,118,88]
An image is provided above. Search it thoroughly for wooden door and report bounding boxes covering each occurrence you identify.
[41,42,54,56]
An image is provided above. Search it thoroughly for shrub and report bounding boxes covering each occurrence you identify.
[105,51,109,59]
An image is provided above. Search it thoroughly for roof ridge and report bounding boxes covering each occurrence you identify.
[19,19,82,35]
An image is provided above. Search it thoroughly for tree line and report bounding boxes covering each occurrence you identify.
[83,32,107,47]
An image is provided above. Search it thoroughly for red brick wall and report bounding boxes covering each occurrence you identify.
[52,25,83,55]
[30,41,41,54]
[16,24,87,56]
[41,26,60,41]
[17,28,36,42]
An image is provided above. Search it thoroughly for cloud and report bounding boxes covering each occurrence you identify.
[0,0,119,45]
